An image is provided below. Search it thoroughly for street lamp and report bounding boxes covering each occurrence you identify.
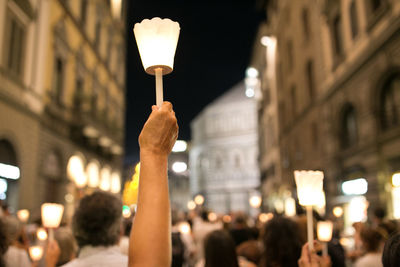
[133,17,180,107]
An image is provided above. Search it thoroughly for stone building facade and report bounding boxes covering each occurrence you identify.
[256,0,400,219]
[0,0,126,221]
[190,82,260,214]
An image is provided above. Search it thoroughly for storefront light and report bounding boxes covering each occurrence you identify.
[110,172,121,193]
[172,162,187,173]
[86,162,100,188]
[392,173,400,187]
[0,178,7,194]
[172,140,187,152]
[348,196,369,223]
[0,163,20,180]
[100,167,111,191]
[392,187,400,219]
[342,178,368,195]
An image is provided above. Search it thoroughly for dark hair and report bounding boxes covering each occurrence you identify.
[0,218,8,267]
[204,230,239,267]
[72,191,122,247]
[374,207,386,220]
[261,216,302,267]
[382,232,400,267]
[360,227,385,252]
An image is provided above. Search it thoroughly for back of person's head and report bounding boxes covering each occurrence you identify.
[382,232,400,267]
[3,216,21,245]
[204,230,239,267]
[374,207,386,220]
[261,216,302,267]
[55,227,77,266]
[360,226,385,253]
[200,210,209,222]
[72,191,122,247]
[0,218,9,267]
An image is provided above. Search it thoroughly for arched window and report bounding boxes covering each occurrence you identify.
[340,104,358,148]
[380,73,400,130]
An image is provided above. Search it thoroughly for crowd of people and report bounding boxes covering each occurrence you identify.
[0,102,399,267]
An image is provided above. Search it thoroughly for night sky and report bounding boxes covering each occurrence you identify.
[124,0,265,164]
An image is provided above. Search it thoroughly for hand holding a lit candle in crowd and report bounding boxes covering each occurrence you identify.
[298,242,331,267]
[44,239,61,267]
[129,101,178,267]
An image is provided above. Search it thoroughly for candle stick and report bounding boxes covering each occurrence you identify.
[133,17,180,107]
[306,206,314,251]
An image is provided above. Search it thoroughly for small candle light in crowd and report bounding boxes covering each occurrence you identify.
[317,221,333,256]
[194,195,204,206]
[178,222,191,235]
[332,206,343,217]
[122,205,132,218]
[41,203,64,240]
[17,209,29,223]
[133,17,180,107]
[222,215,232,223]
[208,212,217,222]
[37,227,48,241]
[187,200,196,210]
[294,170,324,251]
[258,212,273,223]
[29,246,43,262]
[249,195,262,209]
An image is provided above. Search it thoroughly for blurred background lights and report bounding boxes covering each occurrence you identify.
[222,215,232,223]
[392,173,400,187]
[37,228,48,241]
[249,195,262,208]
[178,222,191,235]
[110,172,121,193]
[122,205,132,218]
[172,140,187,152]
[0,163,20,179]
[245,88,255,98]
[332,206,343,217]
[29,246,43,261]
[246,67,258,78]
[208,212,217,222]
[187,200,196,210]
[259,212,273,223]
[260,36,273,46]
[194,195,204,205]
[172,162,187,173]
[0,178,7,194]
[342,178,368,195]
[17,209,29,223]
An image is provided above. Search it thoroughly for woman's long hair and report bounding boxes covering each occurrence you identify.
[261,216,302,267]
[204,230,240,267]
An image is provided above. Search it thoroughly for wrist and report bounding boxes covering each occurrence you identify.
[140,149,169,162]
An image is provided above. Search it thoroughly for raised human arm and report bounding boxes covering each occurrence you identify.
[128,102,178,267]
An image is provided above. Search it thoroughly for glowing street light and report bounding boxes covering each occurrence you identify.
[294,170,324,251]
[133,17,180,107]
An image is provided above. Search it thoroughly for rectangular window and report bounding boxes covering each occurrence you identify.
[291,85,297,117]
[333,15,343,56]
[302,8,310,41]
[287,40,294,72]
[81,0,87,25]
[306,60,315,100]
[74,79,83,110]
[53,57,64,105]
[5,15,25,78]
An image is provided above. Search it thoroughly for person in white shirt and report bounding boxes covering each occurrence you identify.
[60,191,127,267]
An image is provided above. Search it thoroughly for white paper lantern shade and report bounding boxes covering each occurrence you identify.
[41,203,64,228]
[134,17,180,74]
[29,246,44,262]
[67,155,87,188]
[294,170,324,206]
[317,221,333,242]
[133,17,180,107]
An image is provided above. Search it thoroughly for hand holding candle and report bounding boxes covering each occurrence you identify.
[134,17,180,107]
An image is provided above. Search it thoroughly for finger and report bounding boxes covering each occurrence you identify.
[152,105,158,111]
[160,101,173,112]
[301,243,310,263]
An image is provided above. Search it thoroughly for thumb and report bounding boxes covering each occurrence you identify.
[152,105,158,111]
